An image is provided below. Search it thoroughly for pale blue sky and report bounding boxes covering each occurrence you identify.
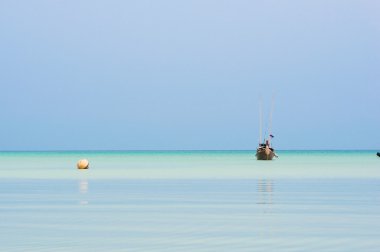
[0,0,379,150]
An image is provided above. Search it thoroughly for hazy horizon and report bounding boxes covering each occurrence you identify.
[0,149,378,152]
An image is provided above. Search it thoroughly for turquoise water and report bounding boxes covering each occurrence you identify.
[0,150,379,179]
[0,151,379,251]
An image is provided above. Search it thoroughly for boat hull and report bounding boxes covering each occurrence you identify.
[256,148,275,160]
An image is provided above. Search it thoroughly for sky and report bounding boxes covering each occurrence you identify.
[0,0,379,150]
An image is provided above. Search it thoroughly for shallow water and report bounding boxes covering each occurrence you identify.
[0,150,379,179]
[0,151,379,251]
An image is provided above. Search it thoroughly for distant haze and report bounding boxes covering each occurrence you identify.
[0,0,379,150]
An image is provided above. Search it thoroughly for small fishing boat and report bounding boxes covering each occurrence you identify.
[377,152,380,157]
[256,139,277,160]
[256,97,277,160]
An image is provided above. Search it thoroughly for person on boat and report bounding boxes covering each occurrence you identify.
[266,139,274,151]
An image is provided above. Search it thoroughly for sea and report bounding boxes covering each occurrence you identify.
[0,150,379,251]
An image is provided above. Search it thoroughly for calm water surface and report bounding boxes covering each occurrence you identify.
[0,151,379,251]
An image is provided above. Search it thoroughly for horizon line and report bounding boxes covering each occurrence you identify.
[0,149,378,152]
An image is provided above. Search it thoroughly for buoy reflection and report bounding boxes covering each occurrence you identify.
[79,180,89,205]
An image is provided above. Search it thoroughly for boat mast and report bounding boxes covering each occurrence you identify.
[259,98,262,145]
[268,95,275,144]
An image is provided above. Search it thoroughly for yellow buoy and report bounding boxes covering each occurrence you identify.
[77,159,89,169]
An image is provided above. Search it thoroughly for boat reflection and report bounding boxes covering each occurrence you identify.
[257,179,274,206]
